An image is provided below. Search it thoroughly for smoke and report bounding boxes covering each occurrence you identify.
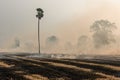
[76,35,90,54]
[0,19,120,56]
[64,42,73,53]
[0,37,37,53]
[77,35,88,48]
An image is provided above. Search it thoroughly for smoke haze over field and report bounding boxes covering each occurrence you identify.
[0,0,120,55]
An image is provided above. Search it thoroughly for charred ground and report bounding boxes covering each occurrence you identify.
[0,53,119,80]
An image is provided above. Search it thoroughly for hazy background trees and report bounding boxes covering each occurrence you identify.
[46,36,58,46]
[45,36,59,53]
[90,20,117,48]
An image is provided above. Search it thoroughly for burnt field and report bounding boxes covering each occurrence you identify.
[0,53,120,80]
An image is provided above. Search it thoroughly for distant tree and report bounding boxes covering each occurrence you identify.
[90,20,116,48]
[46,36,58,47]
[36,8,44,54]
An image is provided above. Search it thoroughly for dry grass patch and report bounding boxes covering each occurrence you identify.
[0,61,13,68]
[65,60,120,71]
[24,74,49,80]
[96,78,120,80]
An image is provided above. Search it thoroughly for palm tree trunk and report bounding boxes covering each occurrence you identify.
[38,18,40,54]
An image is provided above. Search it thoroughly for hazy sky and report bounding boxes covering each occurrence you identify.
[0,0,120,52]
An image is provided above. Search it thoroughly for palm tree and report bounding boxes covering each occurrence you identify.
[36,8,44,54]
